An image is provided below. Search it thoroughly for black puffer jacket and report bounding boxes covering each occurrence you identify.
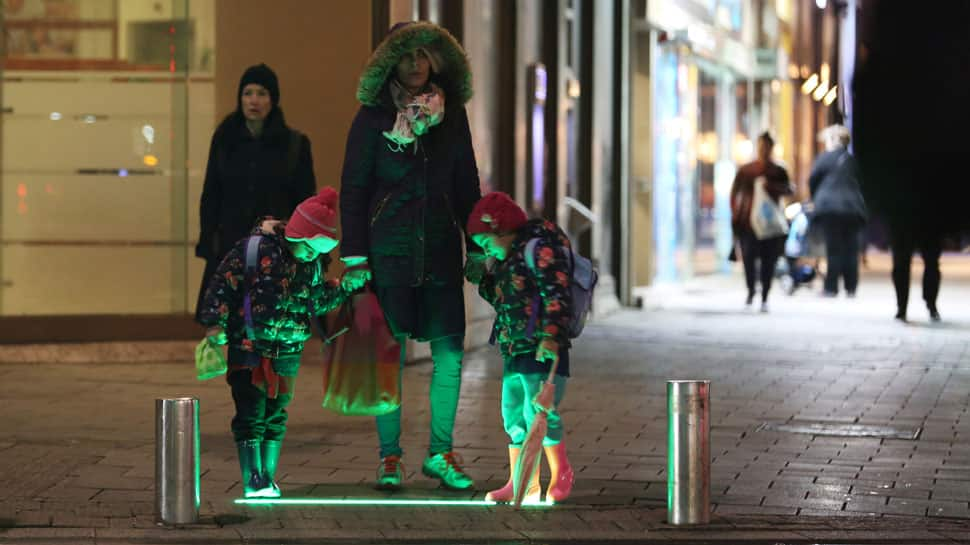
[339,22,481,287]
[477,219,573,371]
[197,226,346,375]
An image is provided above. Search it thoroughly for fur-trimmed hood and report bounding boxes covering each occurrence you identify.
[357,21,473,108]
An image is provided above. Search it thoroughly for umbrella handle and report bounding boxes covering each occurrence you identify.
[544,353,559,383]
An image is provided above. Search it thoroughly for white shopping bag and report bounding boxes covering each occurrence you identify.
[749,176,788,240]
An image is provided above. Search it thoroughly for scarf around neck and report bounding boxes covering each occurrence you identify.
[383,80,445,152]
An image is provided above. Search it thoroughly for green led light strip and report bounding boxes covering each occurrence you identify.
[234,498,554,507]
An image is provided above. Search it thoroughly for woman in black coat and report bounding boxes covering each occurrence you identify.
[338,21,482,491]
[809,125,867,298]
[195,63,316,320]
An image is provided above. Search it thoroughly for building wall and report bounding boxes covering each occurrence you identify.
[214,0,371,194]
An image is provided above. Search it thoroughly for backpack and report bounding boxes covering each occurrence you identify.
[523,237,598,339]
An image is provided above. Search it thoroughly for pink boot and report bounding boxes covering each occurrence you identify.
[544,442,574,503]
[485,447,540,503]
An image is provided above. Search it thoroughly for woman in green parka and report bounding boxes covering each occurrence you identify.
[338,21,482,491]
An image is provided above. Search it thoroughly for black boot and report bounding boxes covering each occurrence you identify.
[260,440,282,498]
[236,440,265,498]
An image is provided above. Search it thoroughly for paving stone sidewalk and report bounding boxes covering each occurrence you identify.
[2,256,969,543]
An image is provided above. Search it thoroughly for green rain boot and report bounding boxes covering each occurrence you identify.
[257,440,282,498]
[235,440,266,498]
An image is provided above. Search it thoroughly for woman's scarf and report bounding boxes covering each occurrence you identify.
[383,79,445,152]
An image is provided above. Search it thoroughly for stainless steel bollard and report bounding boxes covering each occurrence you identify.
[666,380,710,525]
[155,398,200,525]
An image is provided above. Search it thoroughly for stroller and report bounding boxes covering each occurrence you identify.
[776,202,824,295]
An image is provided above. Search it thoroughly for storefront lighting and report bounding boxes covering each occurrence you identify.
[812,81,829,101]
[82,114,97,124]
[567,79,581,99]
[49,112,62,121]
[143,154,159,167]
[787,64,800,79]
[142,125,155,144]
[820,63,830,84]
[816,0,827,8]
[801,74,819,95]
[800,65,811,78]
[770,80,781,93]
[733,136,753,164]
[697,132,719,164]
[822,85,838,106]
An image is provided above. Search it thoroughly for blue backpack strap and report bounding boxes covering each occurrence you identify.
[523,238,542,339]
[242,235,262,342]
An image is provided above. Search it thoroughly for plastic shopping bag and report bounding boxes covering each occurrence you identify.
[195,337,227,380]
[319,290,401,416]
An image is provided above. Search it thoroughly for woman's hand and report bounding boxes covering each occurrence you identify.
[341,268,372,291]
[340,257,372,291]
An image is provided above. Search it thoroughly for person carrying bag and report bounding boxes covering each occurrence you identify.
[729,132,794,312]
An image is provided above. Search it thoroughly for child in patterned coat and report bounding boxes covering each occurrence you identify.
[465,192,575,504]
[197,187,348,498]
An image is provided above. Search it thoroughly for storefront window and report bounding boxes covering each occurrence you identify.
[1,0,215,316]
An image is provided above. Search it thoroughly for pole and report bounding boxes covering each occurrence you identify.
[155,397,200,525]
[666,380,710,525]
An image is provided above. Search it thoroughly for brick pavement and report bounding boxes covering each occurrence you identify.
[2,254,970,543]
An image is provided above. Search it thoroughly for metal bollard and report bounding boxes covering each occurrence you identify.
[155,398,200,525]
[666,380,710,525]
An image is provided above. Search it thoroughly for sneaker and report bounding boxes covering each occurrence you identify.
[929,307,941,322]
[376,455,404,491]
[422,452,474,490]
[760,302,769,313]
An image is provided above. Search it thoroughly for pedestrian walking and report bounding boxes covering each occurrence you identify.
[196,63,317,321]
[338,21,483,491]
[465,192,575,505]
[197,189,347,498]
[809,124,867,297]
[730,132,795,312]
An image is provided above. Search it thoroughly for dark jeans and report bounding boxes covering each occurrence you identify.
[821,217,862,295]
[890,225,942,314]
[738,231,785,302]
[228,369,294,442]
[376,334,464,459]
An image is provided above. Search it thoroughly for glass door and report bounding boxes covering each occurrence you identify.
[1,0,215,319]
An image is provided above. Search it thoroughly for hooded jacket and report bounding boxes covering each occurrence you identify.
[477,219,573,376]
[339,22,481,287]
[197,224,346,376]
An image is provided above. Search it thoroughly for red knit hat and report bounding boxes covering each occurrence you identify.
[285,187,339,240]
[467,192,528,235]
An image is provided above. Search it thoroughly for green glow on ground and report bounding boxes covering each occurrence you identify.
[234,498,505,506]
